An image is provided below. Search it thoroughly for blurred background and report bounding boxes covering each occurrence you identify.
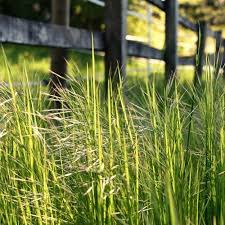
[0,0,224,82]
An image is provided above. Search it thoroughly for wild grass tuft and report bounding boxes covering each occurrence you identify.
[0,56,225,224]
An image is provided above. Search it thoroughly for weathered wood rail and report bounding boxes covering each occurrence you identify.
[0,0,224,84]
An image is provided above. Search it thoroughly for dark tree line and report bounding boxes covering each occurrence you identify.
[0,0,104,30]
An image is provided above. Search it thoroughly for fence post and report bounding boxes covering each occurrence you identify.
[195,21,207,82]
[50,0,70,107]
[165,0,178,82]
[215,31,222,78]
[215,31,222,56]
[105,0,127,92]
[223,39,225,78]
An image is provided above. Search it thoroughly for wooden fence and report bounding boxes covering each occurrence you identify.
[0,0,224,86]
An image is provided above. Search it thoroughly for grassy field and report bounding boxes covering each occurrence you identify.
[0,47,225,225]
[0,44,197,84]
[0,44,104,82]
[0,2,222,224]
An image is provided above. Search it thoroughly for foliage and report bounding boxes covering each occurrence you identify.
[180,0,225,28]
[0,0,104,30]
[0,0,51,21]
[0,0,224,31]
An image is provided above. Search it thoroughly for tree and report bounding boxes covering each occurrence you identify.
[180,0,225,28]
[0,0,51,21]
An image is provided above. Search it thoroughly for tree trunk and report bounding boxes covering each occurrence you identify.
[50,0,70,107]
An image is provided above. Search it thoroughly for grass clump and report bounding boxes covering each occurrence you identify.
[0,60,225,225]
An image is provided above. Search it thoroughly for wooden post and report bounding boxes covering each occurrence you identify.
[105,0,127,92]
[195,21,207,82]
[215,31,222,56]
[214,31,222,78]
[165,0,178,82]
[215,31,222,78]
[223,39,225,78]
[50,0,70,106]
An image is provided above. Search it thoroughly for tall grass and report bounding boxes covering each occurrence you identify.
[0,56,225,224]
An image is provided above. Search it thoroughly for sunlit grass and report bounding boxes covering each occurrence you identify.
[0,51,225,225]
[0,44,104,82]
[1,44,199,84]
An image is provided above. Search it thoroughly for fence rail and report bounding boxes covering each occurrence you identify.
[0,14,196,66]
[0,0,224,85]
